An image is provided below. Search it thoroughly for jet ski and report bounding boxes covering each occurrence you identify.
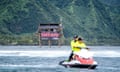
[59,48,98,69]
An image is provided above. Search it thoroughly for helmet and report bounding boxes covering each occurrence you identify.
[73,35,78,39]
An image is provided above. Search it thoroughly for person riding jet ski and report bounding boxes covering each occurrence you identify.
[68,35,78,61]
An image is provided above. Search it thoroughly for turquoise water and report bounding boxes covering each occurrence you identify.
[0,46,120,72]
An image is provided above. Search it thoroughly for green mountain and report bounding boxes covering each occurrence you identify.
[0,0,120,45]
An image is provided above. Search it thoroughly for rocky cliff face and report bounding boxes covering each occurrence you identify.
[0,0,120,44]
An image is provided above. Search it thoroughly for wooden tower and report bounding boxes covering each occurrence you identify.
[37,23,63,47]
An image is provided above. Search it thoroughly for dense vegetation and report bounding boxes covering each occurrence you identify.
[0,0,120,45]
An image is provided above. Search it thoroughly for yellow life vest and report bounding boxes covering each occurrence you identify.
[72,41,87,52]
[70,40,77,51]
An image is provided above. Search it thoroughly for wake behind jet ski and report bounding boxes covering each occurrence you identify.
[59,48,98,69]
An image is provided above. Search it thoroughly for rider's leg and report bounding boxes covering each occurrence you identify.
[68,51,73,61]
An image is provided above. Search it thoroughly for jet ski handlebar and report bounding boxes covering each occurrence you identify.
[75,47,89,50]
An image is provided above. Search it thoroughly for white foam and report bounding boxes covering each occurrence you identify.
[0,50,120,57]
[92,51,120,57]
[0,64,59,68]
[0,50,70,57]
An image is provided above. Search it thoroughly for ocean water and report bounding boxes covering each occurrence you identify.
[0,46,120,72]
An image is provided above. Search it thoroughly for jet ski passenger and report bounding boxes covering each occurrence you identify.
[75,37,87,52]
